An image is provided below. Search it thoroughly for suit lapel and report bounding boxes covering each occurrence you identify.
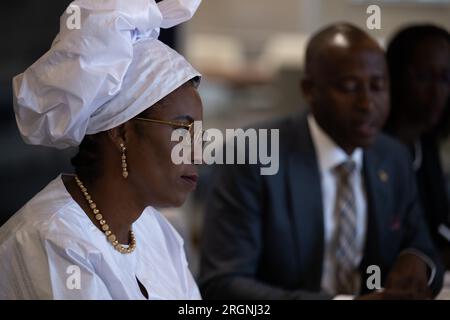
[360,140,391,286]
[286,114,324,288]
[285,116,393,291]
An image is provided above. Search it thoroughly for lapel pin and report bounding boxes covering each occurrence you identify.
[378,169,389,183]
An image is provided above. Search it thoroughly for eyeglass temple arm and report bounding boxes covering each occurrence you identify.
[134,117,192,129]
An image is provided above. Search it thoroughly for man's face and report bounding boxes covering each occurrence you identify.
[303,44,390,154]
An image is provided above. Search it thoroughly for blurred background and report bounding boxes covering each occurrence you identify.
[1,0,449,277]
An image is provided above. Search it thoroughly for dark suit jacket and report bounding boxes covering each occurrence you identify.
[199,113,444,300]
[415,134,450,249]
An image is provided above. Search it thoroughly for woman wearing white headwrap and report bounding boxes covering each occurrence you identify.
[0,0,203,299]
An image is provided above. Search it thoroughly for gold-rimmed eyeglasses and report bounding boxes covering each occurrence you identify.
[133,117,204,146]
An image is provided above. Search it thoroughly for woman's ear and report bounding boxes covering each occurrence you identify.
[107,124,128,151]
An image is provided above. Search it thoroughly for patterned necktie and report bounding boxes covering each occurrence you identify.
[333,160,359,294]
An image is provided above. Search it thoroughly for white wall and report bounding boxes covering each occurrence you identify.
[184,0,450,57]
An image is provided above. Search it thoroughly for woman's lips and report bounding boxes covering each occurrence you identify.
[180,174,198,189]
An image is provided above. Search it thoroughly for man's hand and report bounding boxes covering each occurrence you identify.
[384,252,432,299]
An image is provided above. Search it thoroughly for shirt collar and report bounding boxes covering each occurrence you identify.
[307,113,363,174]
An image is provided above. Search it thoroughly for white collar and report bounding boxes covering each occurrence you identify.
[307,114,363,174]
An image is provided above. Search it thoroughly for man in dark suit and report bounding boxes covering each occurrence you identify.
[199,23,444,299]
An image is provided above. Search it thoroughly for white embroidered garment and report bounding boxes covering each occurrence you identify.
[0,175,201,299]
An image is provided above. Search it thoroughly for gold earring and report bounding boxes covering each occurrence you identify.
[120,143,128,178]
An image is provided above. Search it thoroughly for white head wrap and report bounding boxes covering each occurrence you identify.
[12,0,202,149]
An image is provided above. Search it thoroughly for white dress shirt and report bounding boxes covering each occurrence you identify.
[307,114,367,296]
[0,175,201,299]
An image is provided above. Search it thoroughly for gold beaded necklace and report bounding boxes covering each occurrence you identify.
[75,175,136,254]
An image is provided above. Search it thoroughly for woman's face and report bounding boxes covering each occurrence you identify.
[126,82,203,208]
[402,37,450,129]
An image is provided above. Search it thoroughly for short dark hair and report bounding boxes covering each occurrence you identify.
[304,23,377,76]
